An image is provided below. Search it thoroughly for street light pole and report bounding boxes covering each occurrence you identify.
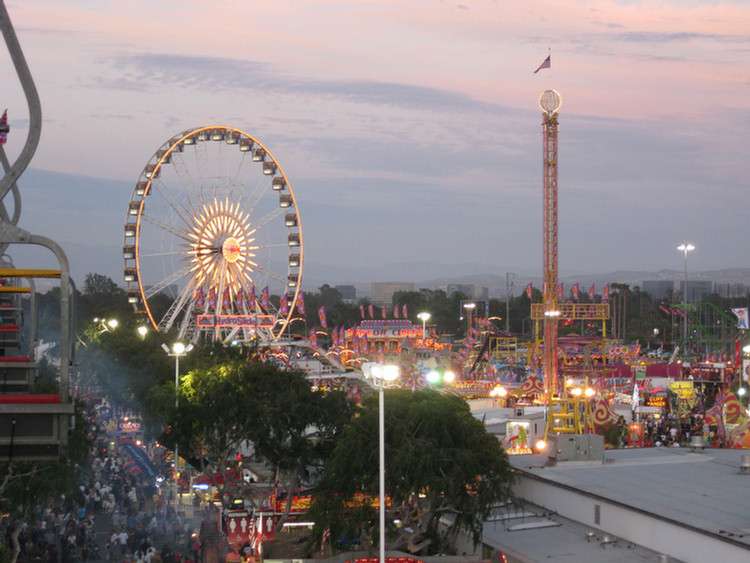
[677,242,695,342]
[162,341,192,513]
[417,312,431,340]
[362,363,399,563]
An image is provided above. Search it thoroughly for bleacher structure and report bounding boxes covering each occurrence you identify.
[0,3,74,461]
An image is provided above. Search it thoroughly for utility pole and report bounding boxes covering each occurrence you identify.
[506,272,515,333]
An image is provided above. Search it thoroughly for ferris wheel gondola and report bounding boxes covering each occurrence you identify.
[123,126,303,344]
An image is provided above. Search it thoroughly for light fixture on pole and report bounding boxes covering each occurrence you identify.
[417,312,431,339]
[463,302,476,338]
[677,242,695,342]
[361,362,400,563]
[161,341,193,512]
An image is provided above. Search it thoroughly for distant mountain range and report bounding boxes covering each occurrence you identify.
[301,262,750,299]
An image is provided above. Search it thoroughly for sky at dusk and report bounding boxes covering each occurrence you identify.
[1,0,749,289]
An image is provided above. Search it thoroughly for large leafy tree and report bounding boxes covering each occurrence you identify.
[167,354,352,523]
[308,389,515,556]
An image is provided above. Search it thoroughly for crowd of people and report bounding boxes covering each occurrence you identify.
[3,405,205,563]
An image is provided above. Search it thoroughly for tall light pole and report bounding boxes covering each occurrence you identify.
[362,363,400,563]
[463,302,476,339]
[162,341,192,512]
[417,312,431,339]
[506,273,515,333]
[677,242,695,342]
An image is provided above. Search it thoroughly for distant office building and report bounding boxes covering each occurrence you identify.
[335,284,356,302]
[679,280,714,302]
[642,280,674,300]
[371,282,414,306]
[438,284,489,301]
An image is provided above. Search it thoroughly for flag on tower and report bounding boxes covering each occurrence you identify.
[534,54,551,73]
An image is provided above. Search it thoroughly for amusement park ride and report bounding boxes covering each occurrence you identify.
[123,126,303,346]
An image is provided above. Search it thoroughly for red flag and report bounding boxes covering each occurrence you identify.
[589,284,595,300]
[296,292,306,315]
[249,286,257,311]
[603,283,610,302]
[318,306,328,328]
[572,283,579,301]
[526,283,533,300]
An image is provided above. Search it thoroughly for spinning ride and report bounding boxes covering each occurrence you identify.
[123,126,303,344]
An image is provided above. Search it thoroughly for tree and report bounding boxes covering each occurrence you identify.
[308,389,515,555]
[167,354,352,522]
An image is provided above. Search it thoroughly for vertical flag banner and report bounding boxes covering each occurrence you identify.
[393,305,399,319]
[589,284,595,300]
[297,292,306,315]
[222,287,231,310]
[368,304,375,319]
[572,283,579,301]
[195,287,204,309]
[249,286,257,311]
[556,283,564,301]
[603,283,610,302]
[360,304,365,319]
[279,294,289,316]
[402,304,408,318]
[381,306,387,319]
[318,306,328,328]
[534,54,551,74]
[261,286,270,309]
[208,287,217,309]
[0,110,7,145]
[526,283,533,299]
[732,308,749,329]
[236,287,245,309]
[309,329,319,349]
[331,326,339,347]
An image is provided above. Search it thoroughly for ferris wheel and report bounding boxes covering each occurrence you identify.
[123,126,303,344]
